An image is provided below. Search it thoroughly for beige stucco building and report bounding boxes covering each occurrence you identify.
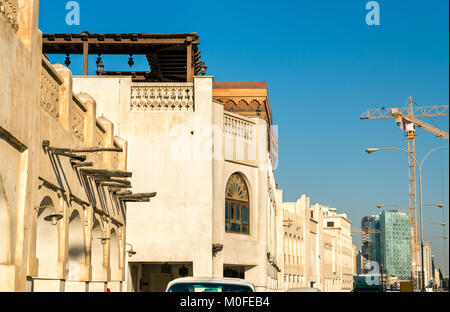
[1,0,358,293]
[322,207,353,291]
[70,73,282,291]
[278,191,354,292]
[0,0,156,292]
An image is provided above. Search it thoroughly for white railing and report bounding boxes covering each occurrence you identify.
[224,111,255,142]
[130,83,194,112]
[0,0,19,31]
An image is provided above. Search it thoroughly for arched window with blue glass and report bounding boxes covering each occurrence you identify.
[225,173,249,234]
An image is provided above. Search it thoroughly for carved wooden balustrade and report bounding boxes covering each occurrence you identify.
[40,58,62,119]
[223,111,255,142]
[0,0,19,31]
[130,83,194,112]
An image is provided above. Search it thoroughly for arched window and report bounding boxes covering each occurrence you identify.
[225,173,249,234]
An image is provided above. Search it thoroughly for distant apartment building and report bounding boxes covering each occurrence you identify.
[278,193,321,289]
[278,192,353,292]
[355,249,364,275]
[419,241,433,287]
[352,245,357,276]
[379,210,412,280]
[432,258,441,288]
[322,207,353,292]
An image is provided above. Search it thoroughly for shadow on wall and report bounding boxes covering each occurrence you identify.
[36,196,59,277]
[67,210,86,281]
[0,173,11,264]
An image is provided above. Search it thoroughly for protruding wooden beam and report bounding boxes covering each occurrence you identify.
[114,190,132,196]
[120,198,150,202]
[38,177,64,193]
[94,178,131,186]
[109,188,129,193]
[71,161,94,168]
[80,169,132,178]
[70,194,90,207]
[55,152,86,162]
[117,192,157,200]
[0,127,27,152]
[99,182,132,188]
[49,147,123,153]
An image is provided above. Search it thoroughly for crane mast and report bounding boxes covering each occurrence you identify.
[406,97,419,282]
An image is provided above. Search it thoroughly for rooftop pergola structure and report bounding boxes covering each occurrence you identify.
[42,32,205,82]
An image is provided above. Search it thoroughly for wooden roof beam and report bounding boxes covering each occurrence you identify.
[43,37,190,45]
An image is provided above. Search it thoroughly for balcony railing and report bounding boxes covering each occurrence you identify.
[71,95,87,142]
[40,58,62,119]
[95,121,106,148]
[224,111,255,142]
[0,0,19,31]
[130,83,194,112]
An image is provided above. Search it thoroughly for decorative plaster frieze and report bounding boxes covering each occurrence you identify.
[40,64,61,119]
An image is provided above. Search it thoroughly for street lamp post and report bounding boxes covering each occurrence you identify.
[426,204,448,281]
[366,146,449,292]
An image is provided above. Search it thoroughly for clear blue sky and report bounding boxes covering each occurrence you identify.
[39,0,449,273]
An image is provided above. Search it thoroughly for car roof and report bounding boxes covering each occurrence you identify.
[286,287,321,292]
[166,277,255,290]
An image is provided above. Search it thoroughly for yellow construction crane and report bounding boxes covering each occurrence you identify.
[351,227,380,243]
[360,96,449,283]
[351,228,380,234]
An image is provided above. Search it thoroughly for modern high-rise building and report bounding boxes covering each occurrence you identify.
[380,210,412,280]
[361,215,381,271]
